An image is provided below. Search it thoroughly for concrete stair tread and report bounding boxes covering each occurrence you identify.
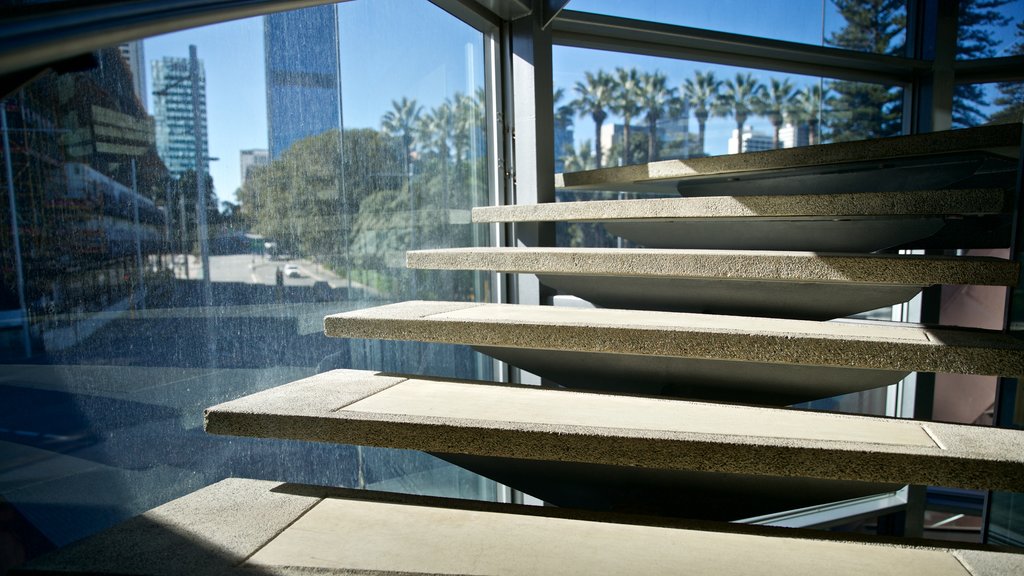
[204,370,1024,492]
[474,188,1011,252]
[407,248,1019,319]
[408,247,1018,286]
[475,188,1011,251]
[554,124,1020,194]
[16,477,1024,576]
[473,188,1008,223]
[324,300,1024,378]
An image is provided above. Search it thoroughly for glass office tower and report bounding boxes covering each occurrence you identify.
[264,5,342,160]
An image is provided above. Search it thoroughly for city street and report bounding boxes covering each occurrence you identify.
[174,253,373,294]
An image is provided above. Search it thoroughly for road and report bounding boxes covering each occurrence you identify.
[174,253,374,293]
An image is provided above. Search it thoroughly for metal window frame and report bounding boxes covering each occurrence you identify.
[550,9,927,86]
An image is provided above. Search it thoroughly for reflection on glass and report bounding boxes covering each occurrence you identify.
[551,46,906,421]
[0,0,494,566]
[553,48,903,248]
[957,0,1024,59]
[568,0,908,55]
[553,47,904,174]
[954,80,1024,128]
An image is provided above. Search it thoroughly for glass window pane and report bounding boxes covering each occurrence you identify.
[956,0,1024,59]
[552,46,906,419]
[954,81,1024,127]
[567,0,907,55]
[1,0,495,567]
[554,46,904,176]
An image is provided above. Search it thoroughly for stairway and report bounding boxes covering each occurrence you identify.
[16,124,1024,574]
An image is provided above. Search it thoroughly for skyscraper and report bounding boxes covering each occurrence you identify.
[152,55,209,178]
[264,4,341,159]
[728,127,773,154]
[239,148,269,185]
[118,40,147,111]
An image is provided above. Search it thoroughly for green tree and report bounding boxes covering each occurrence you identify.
[716,73,766,152]
[787,84,825,146]
[420,101,453,163]
[452,92,478,168]
[824,0,904,141]
[990,21,1024,124]
[170,169,218,250]
[682,70,721,157]
[764,78,796,149]
[238,128,403,268]
[553,88,577,169]
[571,70,615,169]
[955,0,1012,127]
[825,0,905,54]
[381,97,422,168]
[562,140,595,173]
[610,67,643,166]
[639,71,678,162]
[419,100,454,216]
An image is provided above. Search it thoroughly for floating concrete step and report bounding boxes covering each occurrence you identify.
[407,247,1019,319]
[323,301,1024,404]
[474,188,1009,251]
[555,123,1020,196]
[17,477,1024,576]
[205,370,1024,493]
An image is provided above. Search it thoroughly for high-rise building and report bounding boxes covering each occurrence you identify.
[599,117,692,165]
[264,5,341,159]
[779,123,811,149]
[727,127,773,154]
[118,41,147,111]
[658,116,691,159]
[239,148,269,184]
[553,119,574,173]
[151,55,209,178]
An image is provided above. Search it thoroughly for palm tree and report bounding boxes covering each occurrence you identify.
[764,78,796,149]
[717,73,767,153]
[639,71,677,162]
[451,92,476,166]
[420,101,453,161]
[381,96,422,167]
[788,84,825,146]
[563,140,595,172]
[681,70,721,157]
[571,70,615,169]
[553,88,576,163]
[610,67,643,165]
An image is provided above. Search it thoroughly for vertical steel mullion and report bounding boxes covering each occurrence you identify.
[505,2,555,391]
[508,3,555,306]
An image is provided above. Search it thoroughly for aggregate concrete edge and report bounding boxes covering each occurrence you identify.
[322,301,1024,378]
[406,247,1020,287]
[472,188,1008,223]
[205,370,1024,492]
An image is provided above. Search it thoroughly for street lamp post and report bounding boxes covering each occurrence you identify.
[189,44,214,310]
[1,102,31,357]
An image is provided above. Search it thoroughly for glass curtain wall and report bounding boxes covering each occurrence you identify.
[953,0,1023,127]
[0,0,496,569]
[544,0,1021,542]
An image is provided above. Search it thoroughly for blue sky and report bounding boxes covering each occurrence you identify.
[143,0,1022,202]
[145,0,481,203]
